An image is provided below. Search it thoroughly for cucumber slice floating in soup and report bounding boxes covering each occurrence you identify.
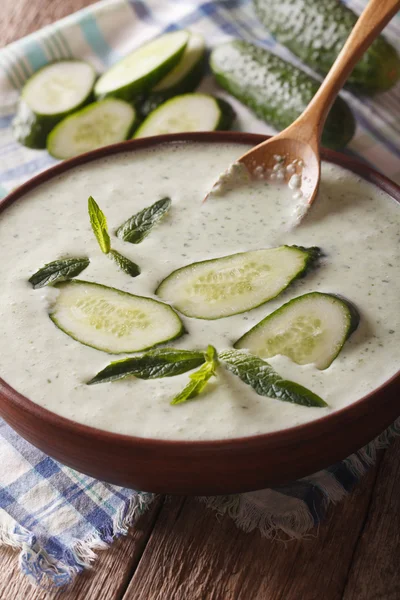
[47,99,136,159]
[49,280,184,354]
[140,33,206,115]
[13,60,96,149]
[133,93,235,138]
[94,31,190,101]
[156,246,320,320]
[234,292,360,370]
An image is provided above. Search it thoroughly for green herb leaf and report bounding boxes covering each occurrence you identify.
[88,195,110,254]
[29,257,90,289]
[171,345,218,405]
[219,349,327,408]
[87,348,206,385]
[116,197,171,244]
[109,250,140,278]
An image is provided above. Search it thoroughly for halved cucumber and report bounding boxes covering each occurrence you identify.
[156,246,320,320]
[94,31,189,101]
[133,93,235,138]
[47,99,136,159]
[49,280,184,354]
[234,292,360,369]
[13,60,96,149]
[140,33,206,116]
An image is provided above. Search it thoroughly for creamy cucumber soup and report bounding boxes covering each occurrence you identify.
[0,142,399,440]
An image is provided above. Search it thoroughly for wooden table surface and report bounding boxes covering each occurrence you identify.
[1,1,399,598]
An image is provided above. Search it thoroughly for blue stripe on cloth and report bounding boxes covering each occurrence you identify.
[78,13,119,66]
[19,39,48,72]
[0,115,13,129]
[0,156,56,183]
[0,184,8,199]
[128,0,153,21]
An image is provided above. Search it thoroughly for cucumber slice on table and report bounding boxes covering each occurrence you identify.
[140,33,206,116]
[234,292,360,370]
[210,40,355,150]
[13,60,96,149]
[94,31,190,101]
[47,99,136,159]
[253,0,400,94]
[156,246,320,320]
[49,280,184,354]
[134,93,235,138]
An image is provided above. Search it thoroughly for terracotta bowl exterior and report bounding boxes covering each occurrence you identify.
[0,132,399,495]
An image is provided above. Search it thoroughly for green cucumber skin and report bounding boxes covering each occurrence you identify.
[138,53,207,118]
[12,61,96,149]
[94,44,188,103]
[215,97,236,130]
[210,40,355,150]
[234,292,360,367]
[50,280,185,354]
[156,245,320,320]
[253,0,400,94]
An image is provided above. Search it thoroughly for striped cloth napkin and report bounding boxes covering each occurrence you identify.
[0,0,399,590]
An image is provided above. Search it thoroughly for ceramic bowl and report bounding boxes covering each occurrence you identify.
[0,132,399,495]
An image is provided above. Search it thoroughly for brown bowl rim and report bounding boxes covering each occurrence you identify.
[0,131,399,453]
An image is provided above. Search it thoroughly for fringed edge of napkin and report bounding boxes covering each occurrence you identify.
[0,492,155,589]
[199,418,400,540]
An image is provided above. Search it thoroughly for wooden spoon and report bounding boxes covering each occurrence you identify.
[206,0,400,219]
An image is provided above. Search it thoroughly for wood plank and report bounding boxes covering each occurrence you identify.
[1,0,97,46]
[124,465,379,600]
[0,498,162,600]
[342,438,400,600]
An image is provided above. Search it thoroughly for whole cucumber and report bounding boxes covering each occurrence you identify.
[253,0,400,95]
[210,40,355,150]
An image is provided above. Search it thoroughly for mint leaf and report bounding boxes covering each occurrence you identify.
[87,348,206,385]
[219,349,327,408]
[29,257,89,289]
[171,345,218,405]
[116,197,171,244]
[88,196,110,254]
[109,250,140,278]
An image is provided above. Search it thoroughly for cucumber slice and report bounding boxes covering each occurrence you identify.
[13,60,96,149]
[94,31,189,101]
[133,93,234,138]
[139,33,206,116]
[49,280,184,354]
[156,246,320,320]
[47,99,136,159]
[234,292,360,370]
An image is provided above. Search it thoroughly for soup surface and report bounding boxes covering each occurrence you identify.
[0,142,399,440]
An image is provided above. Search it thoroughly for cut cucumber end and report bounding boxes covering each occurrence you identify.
[133,93,226,138]
[22,60,96,116]
[47,99,136,159]
[49,280,184,354]
[156,246,318,319]
[234,292,360,369]
[94,31,190,100]
[153,33,206,92]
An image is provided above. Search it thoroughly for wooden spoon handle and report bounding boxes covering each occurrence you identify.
[297,0,400,143]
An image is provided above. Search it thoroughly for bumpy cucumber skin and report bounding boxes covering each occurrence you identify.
[12,61,96,149]
[50,280,185,354]
[210,40,355,150]
[94,35,189,102]
[139,53,207,118]
[156,245,320,320]
[234,292,360,369]
[253,0,400,94]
